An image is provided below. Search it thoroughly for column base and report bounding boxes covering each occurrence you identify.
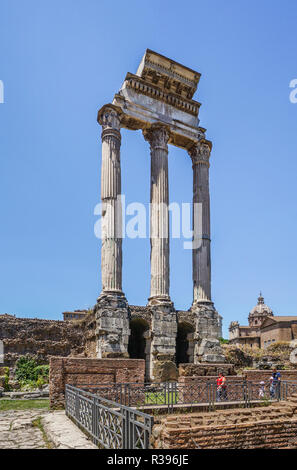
[191,299,214,309]
[191,302,225,364]
[148,295,174,308]
[94,290,130,359]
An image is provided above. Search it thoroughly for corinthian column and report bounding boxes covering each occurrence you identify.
[97,105,123,295]
[188,141,212,306]
[143,124,171,305]
[95,104,129,359]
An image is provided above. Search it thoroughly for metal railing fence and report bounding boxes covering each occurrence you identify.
[76,379,297,412]
[65,384,154,449]
[65,380,297,448]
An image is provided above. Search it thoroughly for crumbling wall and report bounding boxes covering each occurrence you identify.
[222,342,297,372]
[179,363,235,377]
[0,314,96,367]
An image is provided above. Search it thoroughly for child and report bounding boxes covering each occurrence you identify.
[259,380,265,399]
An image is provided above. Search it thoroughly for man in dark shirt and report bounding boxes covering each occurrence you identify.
[270,368,281,399]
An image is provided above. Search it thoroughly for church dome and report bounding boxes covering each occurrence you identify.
[249,292,273,317]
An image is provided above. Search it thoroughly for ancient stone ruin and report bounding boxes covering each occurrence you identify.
[94,50,225,381]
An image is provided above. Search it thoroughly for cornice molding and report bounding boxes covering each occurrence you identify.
[124,73,201,116]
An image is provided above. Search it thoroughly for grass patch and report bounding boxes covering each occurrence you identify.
[145,391,178,405]
[0,399,50,411]
[32,416,54,449]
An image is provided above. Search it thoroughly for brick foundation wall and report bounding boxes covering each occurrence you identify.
[178,375,241,386]
[152,397,297,449]
[243,370,297,381]
[49,357,145,409]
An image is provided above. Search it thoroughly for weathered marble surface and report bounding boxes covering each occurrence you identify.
[94,292,130,358]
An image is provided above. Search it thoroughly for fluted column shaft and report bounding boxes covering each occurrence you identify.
[189,142,212,304]
[144,125,171,304]
[99,106,123,293]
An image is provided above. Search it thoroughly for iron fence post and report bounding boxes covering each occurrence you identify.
[174,381,177,406]
[129,410,134,449]
[92,396,96,444]
[123,384,126,406]
[65,385,68,414]
[122,408,128,449]
[128,383,131,407]
[75,388,80,421]
[167,382,170,413]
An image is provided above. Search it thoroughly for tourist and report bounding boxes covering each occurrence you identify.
[269,369,281,399]
[216,373,227,401]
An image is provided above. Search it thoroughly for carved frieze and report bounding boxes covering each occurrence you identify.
[136,49,201,99]
[124,73,200,116]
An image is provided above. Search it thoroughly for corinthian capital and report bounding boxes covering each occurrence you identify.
[98,104,123,142]
[188,140,212,166]
[143,124,170,152]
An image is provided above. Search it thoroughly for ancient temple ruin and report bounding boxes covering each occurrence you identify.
[94,50,225,380]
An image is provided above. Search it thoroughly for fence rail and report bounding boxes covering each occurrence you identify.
[65,384,154,449]
[76,380,297,412]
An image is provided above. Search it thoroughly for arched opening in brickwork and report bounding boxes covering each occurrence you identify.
[128,318,149,360]
[176,322,194,365]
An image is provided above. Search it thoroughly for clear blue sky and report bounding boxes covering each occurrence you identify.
[1,0,297,337]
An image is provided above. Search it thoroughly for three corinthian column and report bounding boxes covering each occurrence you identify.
[98,108,212,309]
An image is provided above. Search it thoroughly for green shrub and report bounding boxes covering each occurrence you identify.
[15,357,49,387]
[15,357,38,382]
[0,367,11,391]
[34,365,49,379]
[3,374,10,391]
[219,337,229,344]
[36,376,46,389]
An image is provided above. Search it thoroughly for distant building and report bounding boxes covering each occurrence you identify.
[63,310,88,321]
[229,293,297,349]
[261,316,297,347]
